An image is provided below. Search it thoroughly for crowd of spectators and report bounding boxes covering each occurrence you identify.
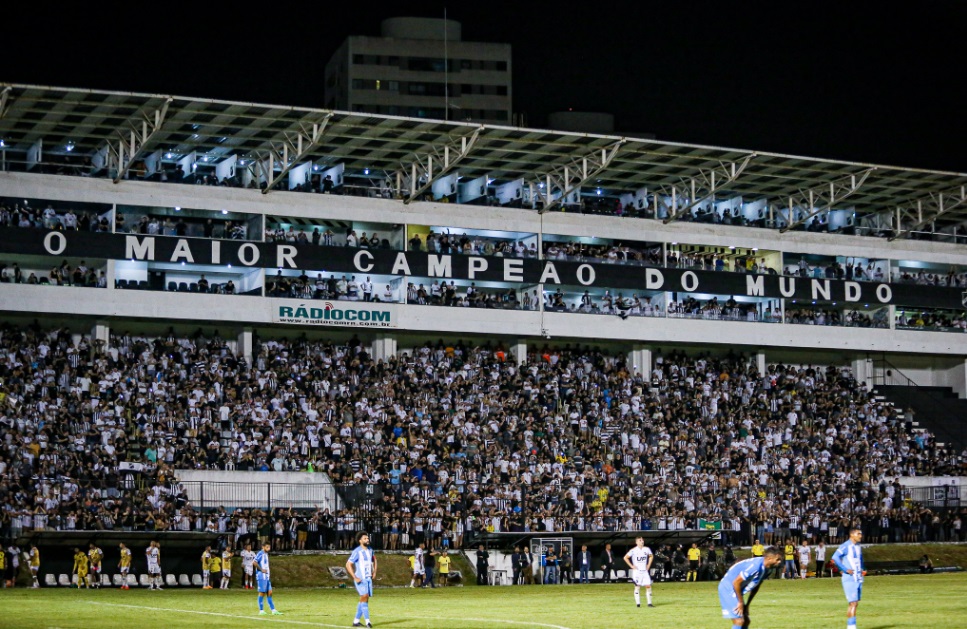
[117,213,247,240]
[896,310,967,332]
[1,322,965,551]
[1,260,106,288]
[785,308,887,329]
[0,202,109,232]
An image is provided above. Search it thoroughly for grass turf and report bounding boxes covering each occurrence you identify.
[1,573,965,629]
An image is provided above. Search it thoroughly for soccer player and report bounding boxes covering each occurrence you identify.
[346,531,376,628]
[718,546,783,628]
[798,540,811,579]
[623,536,654,608]
[28,545,40,588]
[221,548,234,589]
[118,543,132,589]
[832,528,866,629]
[211,552,222,589]
[410,542,425,588]
[146,541,163,590]
[241,543,256,589]
[88,543,103,588]
[201,545,213,589]
[254,542,282,615]
[72,547,89,589]
[687,542,701,582]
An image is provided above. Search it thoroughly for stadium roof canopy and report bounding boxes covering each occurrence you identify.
[2,83,966,234]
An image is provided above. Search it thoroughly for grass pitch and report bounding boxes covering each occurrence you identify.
[2,573,965,629]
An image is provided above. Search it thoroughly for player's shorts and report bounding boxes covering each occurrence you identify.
[203,570,210,577]
[148,565,161,575]
[718,584,742,619]
[632,568,652,587]
[413,570,425,578]
[841,576,862,603]
[689,560,699,570]
[77,570,88,579]
[120,567,129,575]
[256,574,272,593]
[30,566,39,573]
[244,565,254,575]
[354,578,373,597]
[223,569,231,578]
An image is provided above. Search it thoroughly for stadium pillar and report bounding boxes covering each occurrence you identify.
[513,340,527,366]
[756,351,766,376]
[105,259,116,290]
[888,305,896,330]
[851,357,873,388]
[92,321,110,350]
[237,328,253,365]
[627,346,651,377]
[373,334,398,362]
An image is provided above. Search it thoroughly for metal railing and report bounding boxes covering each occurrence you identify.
[178,480,343,512]
[905,485,961,509]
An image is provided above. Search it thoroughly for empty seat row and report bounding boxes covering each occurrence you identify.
[45,573,205,587]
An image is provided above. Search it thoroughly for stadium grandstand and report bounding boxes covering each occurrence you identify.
[0,83,965,587]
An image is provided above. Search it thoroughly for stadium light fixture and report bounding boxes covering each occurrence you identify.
[65,141,74,152]
[174,207,181,211]
[0,139,5,147]
[221,210,228,214]
[364,168,370,175]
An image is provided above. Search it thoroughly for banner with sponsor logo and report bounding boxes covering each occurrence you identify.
[1,227,965,309]
[272,300,396,328]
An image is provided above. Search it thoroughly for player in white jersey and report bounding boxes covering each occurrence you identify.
[798,541,811,579]
[410,543,425,588]
[241,543,256,589]
[146,541,163,590]
[623,536,654,608]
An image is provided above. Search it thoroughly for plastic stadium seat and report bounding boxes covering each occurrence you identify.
[137,280,149,290]
[614,569,627,579]
[178,282,189,292]
[113,574,125,587]
[58,574,70,587]
[71,574,79,586]
[126,574,138,587]
[116,279,128,289]
[179,574,191,587]
[592,570,603,581]
[166,574,178,587]
[191,574,203,587]
[139,574,150,587]
[167,281,177,291]
[189,282,199,293]
[45,574,57,586]
[102,574,112,587]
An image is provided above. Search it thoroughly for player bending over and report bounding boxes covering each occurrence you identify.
[718,546,783,628]
[623,536,655,608]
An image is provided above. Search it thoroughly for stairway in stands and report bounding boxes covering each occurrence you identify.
[874,384,967,451]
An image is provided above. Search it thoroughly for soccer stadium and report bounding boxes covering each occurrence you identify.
[0,75,966,629]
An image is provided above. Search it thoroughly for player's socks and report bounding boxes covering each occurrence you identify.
[355,602,364,620]
[258,595,265,611]
[634,588,640,606]
[646,588,652,605]
[267,595,276,611]
[361,602,370,620]
[847,618,857,628]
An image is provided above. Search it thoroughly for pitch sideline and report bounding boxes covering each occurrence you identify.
[90,602,575,629]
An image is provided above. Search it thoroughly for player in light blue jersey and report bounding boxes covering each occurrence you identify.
[254,542,283,616]
[717,546,783,628]
[347,531,377,628]
[832,528,865,629]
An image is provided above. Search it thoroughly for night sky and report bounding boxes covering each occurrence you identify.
[2,2,964,172]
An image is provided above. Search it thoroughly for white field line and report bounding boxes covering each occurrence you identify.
[91,602,575,629]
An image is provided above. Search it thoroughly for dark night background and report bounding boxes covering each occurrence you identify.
[2,2,963,172]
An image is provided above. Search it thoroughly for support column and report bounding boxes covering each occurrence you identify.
[237,328,253,366]
[105,259,116,289]
[92,321,110,356]
[627,346,652,379]
[888,305,896,330]
[513,339,527,366]
[372,334,398,363]
[756,351,767,377]
[851,357,873,388]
